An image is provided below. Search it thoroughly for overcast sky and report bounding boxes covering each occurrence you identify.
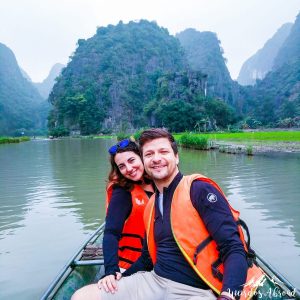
[1,0,299,82]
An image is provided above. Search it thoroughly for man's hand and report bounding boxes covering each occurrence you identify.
[97,272,122,293]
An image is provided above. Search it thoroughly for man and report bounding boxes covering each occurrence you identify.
[72,128,262,300]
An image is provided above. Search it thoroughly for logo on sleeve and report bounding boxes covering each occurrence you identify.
[207,193,218,203]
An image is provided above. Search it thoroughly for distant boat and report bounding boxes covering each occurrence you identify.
[41,223,300,300]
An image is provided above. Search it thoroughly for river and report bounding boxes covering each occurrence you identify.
[0,138,299,299]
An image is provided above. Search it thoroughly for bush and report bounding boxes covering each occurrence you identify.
[49,126,70,137]
[179,133,208,150]
[226,125,242,133]
[116,132,130,141]
[0,137,10,144]
[101,128,113,135]
[133,128,151,141]
[0,136,30,144]
[276,117,300,128]
[242,117,262,129]
[246,145,253,156]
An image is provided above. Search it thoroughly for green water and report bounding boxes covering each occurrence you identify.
[0,139,299,299]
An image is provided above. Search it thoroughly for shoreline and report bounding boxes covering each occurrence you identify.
[209,140,300,155]
[3,135,300,155]
[175,131,300,156]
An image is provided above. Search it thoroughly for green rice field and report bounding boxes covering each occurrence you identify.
[174,131,300,142]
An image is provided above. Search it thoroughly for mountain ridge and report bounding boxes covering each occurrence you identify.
[48,20,187,134]
[34,63,64,99]
[237,23,292,86]
[176,28,235,103]
[0,42,47,135]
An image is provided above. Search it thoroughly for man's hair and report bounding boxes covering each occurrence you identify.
[139,128,178,154]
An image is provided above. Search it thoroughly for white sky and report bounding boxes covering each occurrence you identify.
[1,0,299,82]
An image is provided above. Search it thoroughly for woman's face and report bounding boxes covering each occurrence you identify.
[114,151,144,181]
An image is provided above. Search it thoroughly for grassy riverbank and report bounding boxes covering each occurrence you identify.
[53,130,300,154]
[0,136,30,144]
[174,131,300,154]
[174,131,300,142]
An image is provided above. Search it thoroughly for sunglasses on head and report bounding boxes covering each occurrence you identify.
[108,139,131,155]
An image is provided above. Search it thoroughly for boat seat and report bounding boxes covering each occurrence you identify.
[82,244,103,260]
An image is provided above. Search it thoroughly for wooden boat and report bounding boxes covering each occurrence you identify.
[41,223,300,300]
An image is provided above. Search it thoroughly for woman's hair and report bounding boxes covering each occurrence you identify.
[108,140,143,191]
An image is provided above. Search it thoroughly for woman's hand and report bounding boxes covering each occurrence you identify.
[97,272,122,293]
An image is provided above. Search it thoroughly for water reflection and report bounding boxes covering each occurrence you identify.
[0,140,88,299]
[0,140,299,299]
[0,181,85,299]
[0,142,52,239]
[180,150,300,245]
[48,138,114,230]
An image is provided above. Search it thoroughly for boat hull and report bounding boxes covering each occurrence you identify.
[52,265,103,300]
[42,224,300,300]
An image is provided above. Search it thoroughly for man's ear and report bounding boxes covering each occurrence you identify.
[175,153,179,165]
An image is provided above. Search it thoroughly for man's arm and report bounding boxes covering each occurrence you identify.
[191,181,248,299]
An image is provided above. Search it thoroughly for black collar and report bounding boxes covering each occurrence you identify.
[154,171,183,195]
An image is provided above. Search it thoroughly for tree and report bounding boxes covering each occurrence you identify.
[154,100,201,132]
[204,98,236,128]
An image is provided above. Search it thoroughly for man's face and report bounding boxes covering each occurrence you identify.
[142,137,179,186]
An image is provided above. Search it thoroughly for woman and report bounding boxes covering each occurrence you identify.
[101,138,153,285]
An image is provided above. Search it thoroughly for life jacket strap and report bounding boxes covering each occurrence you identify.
[211,257,223,282]
[237,218,251,249]
[237,218,257,267]
[193,236,213,264]
[120,233,144,246]
[246,247,257,267]
[119,245,142,252]
[119,256,135,265]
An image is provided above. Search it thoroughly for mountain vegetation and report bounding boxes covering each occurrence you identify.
[237,23,292,86]
[273,14,300,70]
[48,20,188,135]
[144,71,237,132]
[2,15,300,136]
[240,13,300,127]
[0,42,47,135]
[176,29,236,104]
[48,20,240,135]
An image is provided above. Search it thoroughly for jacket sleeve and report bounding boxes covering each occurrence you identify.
[122,237,153,276]
[190,180,248,297]
[103,186,132,276]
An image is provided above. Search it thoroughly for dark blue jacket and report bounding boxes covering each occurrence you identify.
[125,172,248,295]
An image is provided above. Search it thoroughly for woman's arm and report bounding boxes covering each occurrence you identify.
[103,186,132,276]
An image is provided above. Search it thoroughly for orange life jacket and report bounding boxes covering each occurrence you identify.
[106,182,149,269]
[144,174,265,299]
